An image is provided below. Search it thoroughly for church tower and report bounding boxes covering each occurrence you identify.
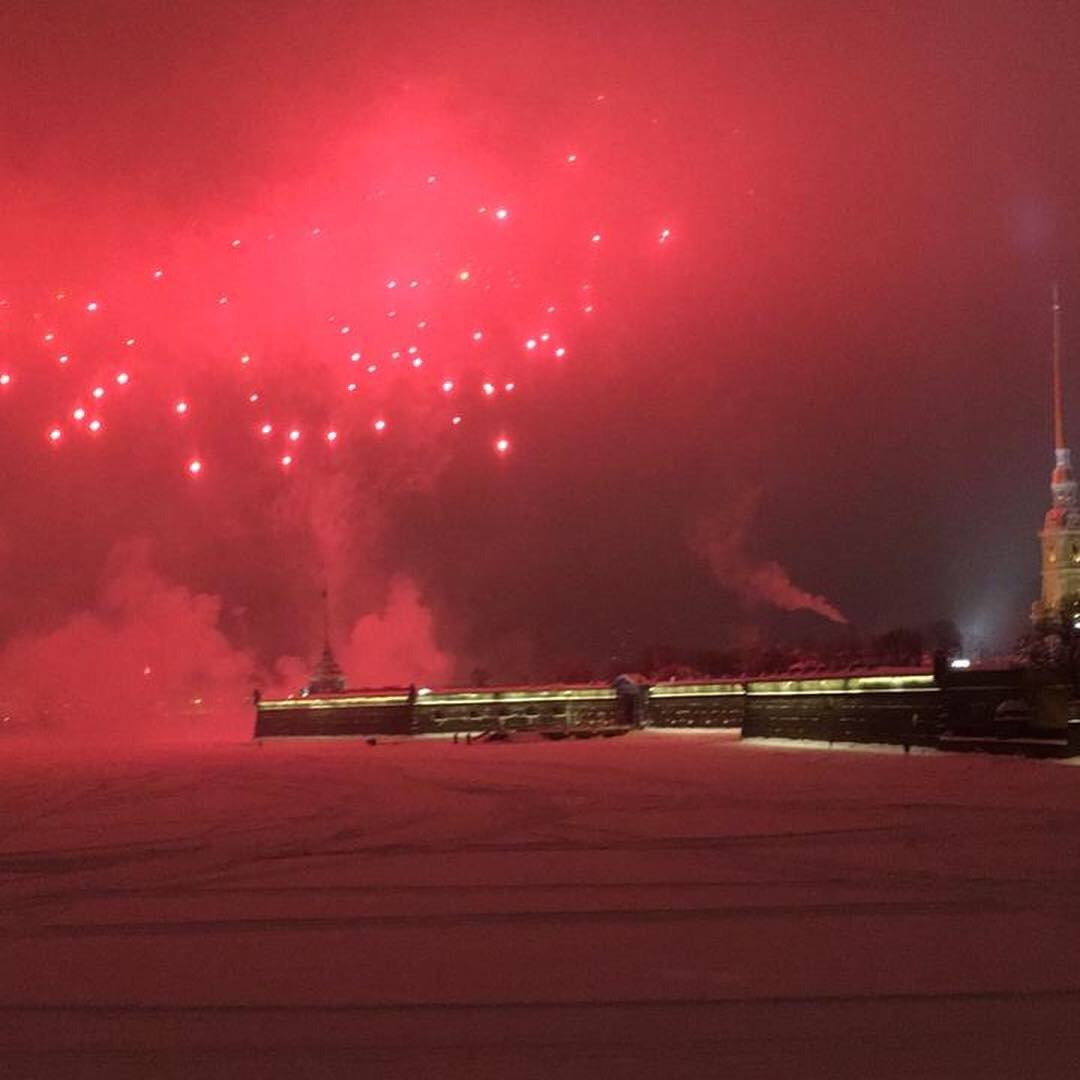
[1036,285,1080,624]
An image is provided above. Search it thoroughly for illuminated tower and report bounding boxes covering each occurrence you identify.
[1036,285,1080,623]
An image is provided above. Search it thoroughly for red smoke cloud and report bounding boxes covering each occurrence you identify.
[692,495,847,625]
[341,576,453,688]
[0,541,457,738]
[0,541,254,739]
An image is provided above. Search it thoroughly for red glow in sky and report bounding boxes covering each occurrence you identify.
[0,87,681,485]
[3,1,1080,677]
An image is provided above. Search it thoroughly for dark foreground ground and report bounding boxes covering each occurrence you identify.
[1,730,1078,1078]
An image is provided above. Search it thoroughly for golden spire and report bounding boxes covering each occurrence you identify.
[1053,282,1065,451]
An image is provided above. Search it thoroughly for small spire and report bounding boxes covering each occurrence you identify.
[1053,282,1065,451]
[307,584,346,694]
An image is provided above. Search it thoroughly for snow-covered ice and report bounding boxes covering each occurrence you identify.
[1,729,1078,1077]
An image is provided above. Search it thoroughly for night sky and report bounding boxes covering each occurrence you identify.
[3,1,1080,707]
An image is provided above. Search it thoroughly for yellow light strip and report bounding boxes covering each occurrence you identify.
[259,694,409,711]
[747,687,938,697]
[258,673,937,712]
[416,690,614,707]
[649,683,746,698]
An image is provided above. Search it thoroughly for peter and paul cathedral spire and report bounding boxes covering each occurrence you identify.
[1036,284,1080,623]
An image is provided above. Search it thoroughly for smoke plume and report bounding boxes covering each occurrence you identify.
[341,576,453,687]
[0,541,254,740]
[692,496,847,625]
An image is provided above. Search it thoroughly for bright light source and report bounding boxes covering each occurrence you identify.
[373,418,387,432]
[494,436,511,455]
[949,658,971,670]
[175,401,188,415]
[187,459,202,476]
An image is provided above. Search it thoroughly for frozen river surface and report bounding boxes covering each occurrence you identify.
[1,730,1078,1077]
